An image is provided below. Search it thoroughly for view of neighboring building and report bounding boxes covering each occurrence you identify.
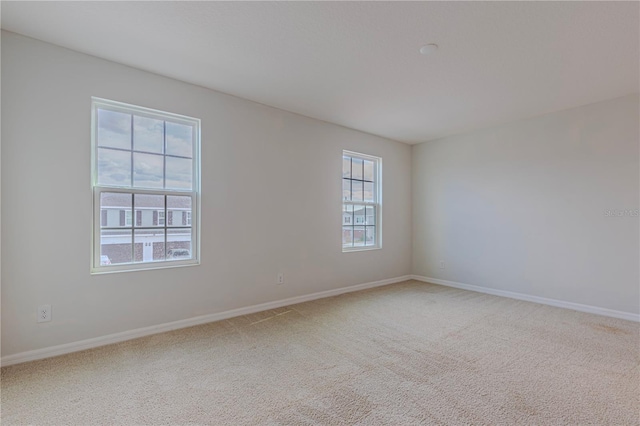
[100,192,192,265]
[342,205,376,247]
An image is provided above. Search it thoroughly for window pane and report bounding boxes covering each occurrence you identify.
[342,156,351,178]
[364,181,374,202]
[166,156,192,190]
[167,196,192,227]
[354,205,365,225]
[134,229,165,262]
[342,227,353,247]
[342,178,351,201]
[352,180,363,202]
[365,206,375,225]
[366,226,376,246]
[134,194,164,227]
[167,228,192,260]
[98,148,131,186]
[353,226,365,247]
[343,204,354,226]
[97,109,131,150]
[166,122,193,158]
[352,158,363,180]
[100,229,132,265]
[133,152,164,188]
[100,193,132,228]
[133,116,164,154]
[364,160,374,181]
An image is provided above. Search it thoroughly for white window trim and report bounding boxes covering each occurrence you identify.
[342,150,382,252]
[91,97,201,274]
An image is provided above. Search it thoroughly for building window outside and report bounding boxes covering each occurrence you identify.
[124,210,133,227]
[342,151,381,251]
[92,98,200,273]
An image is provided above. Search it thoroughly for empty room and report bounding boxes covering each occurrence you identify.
[1,1,638,425]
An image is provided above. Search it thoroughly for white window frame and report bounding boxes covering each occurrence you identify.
[91,97,201,273]
[342,150,382,252]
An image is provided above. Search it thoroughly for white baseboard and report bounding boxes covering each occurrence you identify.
[1,275,412,367]
[411,275,640,323]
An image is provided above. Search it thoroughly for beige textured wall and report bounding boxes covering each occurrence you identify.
[1,32,412,357]
[412,94,640,314]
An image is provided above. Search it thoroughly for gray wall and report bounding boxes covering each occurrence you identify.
[1,32,412,357]
[412,94,639,314]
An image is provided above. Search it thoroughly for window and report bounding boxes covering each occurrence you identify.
[91,98,200,273]
[342,151,381,251]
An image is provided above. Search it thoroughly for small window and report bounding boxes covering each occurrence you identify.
[92,98,200,273]
[342,151,381,251]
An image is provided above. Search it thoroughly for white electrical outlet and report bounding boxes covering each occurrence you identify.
[37,305,52,323]
[277,273,284,285]
[439,261,445,269]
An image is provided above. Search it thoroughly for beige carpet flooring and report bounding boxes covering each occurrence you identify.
[2,280,639,425]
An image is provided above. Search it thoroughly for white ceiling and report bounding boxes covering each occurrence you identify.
[2,1,638,144]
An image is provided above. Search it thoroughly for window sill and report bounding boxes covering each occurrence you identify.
[91,259,200,275]
[342,246,382,253]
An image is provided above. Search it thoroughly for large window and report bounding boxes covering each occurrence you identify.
[91,98,200,273]
[342,151,381,251]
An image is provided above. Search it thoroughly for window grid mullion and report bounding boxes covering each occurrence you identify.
[94,186,193,197]
[131,192,135,262]
[97,145,192,159]
[351,223,355,247]
[350,157,353,201]
[163,121,167,190]
[364,225,368,247]
[343,201,378,206]
[130,115,134,187]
